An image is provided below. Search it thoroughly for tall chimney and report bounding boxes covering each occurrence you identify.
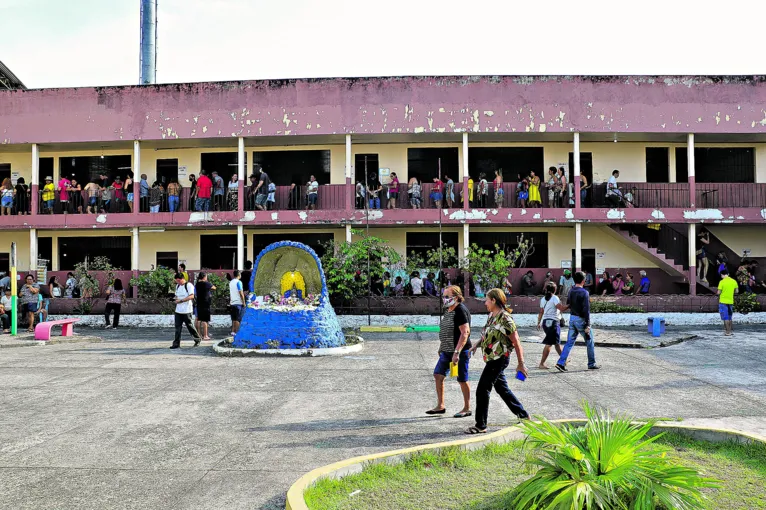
[139,0,157,84]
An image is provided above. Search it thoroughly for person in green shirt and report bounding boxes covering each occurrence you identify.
[717,268,739,337]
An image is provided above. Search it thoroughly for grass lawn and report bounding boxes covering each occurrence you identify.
[304,433,766,510]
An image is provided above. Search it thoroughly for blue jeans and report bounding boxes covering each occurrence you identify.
[557,315,597,368]
[195,198,210,212]
[168,195,179,212]
[368,197,380,209]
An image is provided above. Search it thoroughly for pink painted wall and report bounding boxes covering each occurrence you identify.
[3,76,766,144]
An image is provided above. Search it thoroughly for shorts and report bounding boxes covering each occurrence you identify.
[196,307,211,323]
[127,193,134,202]
[150,205,160,213]
[430,192,443,201]
[1,196,12,208]
[541,319,561,345]
[22,302,39,314]
[89,197,98,206]
[308,193,318,205]
[719,303,733,321]
[230,304,244,322]
[255,194,267,206]
[45,199,55,209]
[433,350,471,383]
[518,191,528,200]
[389,191,398,199]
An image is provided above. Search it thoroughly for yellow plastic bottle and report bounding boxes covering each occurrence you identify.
[449,362,458,378]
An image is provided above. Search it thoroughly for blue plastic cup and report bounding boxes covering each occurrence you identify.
[516,370,526,382]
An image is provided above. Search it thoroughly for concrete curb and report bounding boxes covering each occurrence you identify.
[0,335,102,348]
[46,312,766,328]
[284,421,766,510]
[212,337,364,357]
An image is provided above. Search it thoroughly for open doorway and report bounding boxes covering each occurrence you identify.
[354,154,380,184]
[200,234,247,270]
[0,163,10,183]
[252,150,330,186]
[407,148,459,184]
[156,159,179,186]
[572,248,596,279]
[567,152,593,185]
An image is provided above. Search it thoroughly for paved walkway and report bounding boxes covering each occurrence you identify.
[1,325,765,509]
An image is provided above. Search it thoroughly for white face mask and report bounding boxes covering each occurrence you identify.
[443,297,457,307]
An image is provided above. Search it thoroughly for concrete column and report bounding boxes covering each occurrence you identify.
[462,223,470,297]
[345,224,352,243]
[133,141,141,215]
[237,224,245,271]
[31,144,39,215]
[688,134,696,208]
[29,228,37,275]
[132,227,140,297]
[462,132,469,210]
[688,223,697,296]
[237,137,245,212]
[575,223,582,271]
[345,134,353,211]
[573,132,581,209]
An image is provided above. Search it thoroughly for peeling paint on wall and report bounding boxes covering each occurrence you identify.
[683,209,724,220]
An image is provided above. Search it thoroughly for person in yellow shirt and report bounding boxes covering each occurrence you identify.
[717,268,739,336]
[41,176,55,214]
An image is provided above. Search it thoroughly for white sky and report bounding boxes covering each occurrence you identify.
[1,0,763,89]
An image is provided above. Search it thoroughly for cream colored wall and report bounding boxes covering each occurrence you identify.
[351,143,465,182]
[356,227,464,261]
[706,226,766,257]
[139,230,202,270]
[583,227,658,269]
[0,153,33,182]
[0,232,31,271]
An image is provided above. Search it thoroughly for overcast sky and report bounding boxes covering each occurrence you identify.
[1,0,763,89]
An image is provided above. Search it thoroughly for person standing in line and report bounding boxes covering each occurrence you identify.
[623,273,636,295]
[696,229,711,284]
[167,178,181,213]
[104,278,125,329]
[69,178,83,214]
[42,176,55,214]
[638,270,651,294]
[445,175,455,208]
[252,165,271,211]
[521,270,537,296]
[580,174,590,206]
[84,179,100,214]
[426,286,472,418]
[537,282,563,369]
[478,172,488,208]
[187,174,198,211]
[367,173,382,210]
[386,172,399,209]
[267,182,276,210]
[355,181,366,209]
[178,264,189,282]
[65,272,77,298]
[465,288,529,434]
[195,272,216,341]
[528,171,541,207]
[546,167,558,208]
[430,176,443,209]
[195,170,213,214]
[225,173,238,211]
[19,275,40,333]
[612,273,625,294]
[229,270,245,335]
[149,181,163,213]
[0,178,13,216]
[583,270,594,293]
[58,174,71,214]
[717,268,739,336]
[493,169,504,207]
[554,271,599,372]
[410,271,423,296]
[306,175,319,210]
[124,174,134,213]
[139,173,150,212]
[211,171,225,211]
[14,177,29,215]
[241,260,253,294]
[170,273,201,349]
[557,167,568,208]
[558,269,574,298]
[408,177,421,209]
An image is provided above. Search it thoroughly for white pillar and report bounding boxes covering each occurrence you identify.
[688,133,696,207]
[575,223,582,271]
[688,223,697,295]
[237,225,245,271]
[29,228,37,273]
[132,227,140,271]
[462,223,470,260]
[32,144,39,186]
[345,134,352,180]
[345,224,352,243]
[237,137,245,181]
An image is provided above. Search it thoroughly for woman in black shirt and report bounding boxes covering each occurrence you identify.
[14,177,29,215]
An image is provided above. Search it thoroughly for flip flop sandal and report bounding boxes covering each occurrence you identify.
[453,411,472,418]
[425,409,446,415]
[464,426,487,434]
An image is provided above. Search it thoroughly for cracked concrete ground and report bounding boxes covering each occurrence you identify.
[1,325,765,509]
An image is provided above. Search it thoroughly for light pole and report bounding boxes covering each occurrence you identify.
[365,156,371,326]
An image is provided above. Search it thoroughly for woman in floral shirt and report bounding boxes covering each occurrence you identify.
[466,288,529,434]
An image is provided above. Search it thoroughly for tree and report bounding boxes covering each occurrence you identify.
[130,267,176,313]
[465,243,511,294]
[320,230,402,302]
[73,256,119,314]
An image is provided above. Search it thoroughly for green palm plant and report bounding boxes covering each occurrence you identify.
[512,402,718,510]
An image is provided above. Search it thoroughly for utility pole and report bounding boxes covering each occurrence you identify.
[365,156,371,326]
[438,158,443,316]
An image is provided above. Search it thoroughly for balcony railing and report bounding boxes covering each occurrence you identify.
[244,184,347,211]
[587,183,691,208]
[695,183,766,208]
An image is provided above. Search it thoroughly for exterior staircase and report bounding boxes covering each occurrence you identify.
[604,225,688,281]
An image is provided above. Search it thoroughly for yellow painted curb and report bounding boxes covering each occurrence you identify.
[358,326,407,333]
[285,420,766,510]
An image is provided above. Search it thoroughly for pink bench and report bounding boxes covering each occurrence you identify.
[34,319,80,341]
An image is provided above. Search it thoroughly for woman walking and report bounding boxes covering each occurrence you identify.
[426,285,472,419]
[537,282,563,369]
[104,278,126,329]
[466,288,529,434]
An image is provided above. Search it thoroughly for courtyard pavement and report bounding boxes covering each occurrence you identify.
[1,325,766,509]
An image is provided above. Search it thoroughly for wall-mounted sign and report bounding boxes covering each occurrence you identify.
[560,260,572,269]
[11,172,20,186]
[597,252,606,259]
[378,167,391,185]
[596,267,605,275]
[178,166,188,180]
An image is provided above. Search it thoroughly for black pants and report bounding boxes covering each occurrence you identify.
[105,303,121,327]
[173,312,200,346]
[0,313,9,330]
[475,356,529,429]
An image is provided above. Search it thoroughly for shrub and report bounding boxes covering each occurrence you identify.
[73,256,119,314]
[590,301,644,313]
[513,402,717,510]
[206,273,232,312]
[734,292,759,314]
[130,267,176,313]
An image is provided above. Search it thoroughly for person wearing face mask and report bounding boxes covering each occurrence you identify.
[426,286,472,419]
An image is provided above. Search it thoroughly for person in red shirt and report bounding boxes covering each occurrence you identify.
[195,171,213,212]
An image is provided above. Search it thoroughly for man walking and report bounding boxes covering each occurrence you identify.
[554,271,599,371]
[717,268,738,336]
[229,270,245,335]
[170,273,201,349]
